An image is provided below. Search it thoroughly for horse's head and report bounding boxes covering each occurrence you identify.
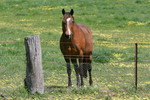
[62,9,75,39]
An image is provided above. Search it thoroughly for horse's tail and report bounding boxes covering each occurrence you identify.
[83,57,88,78]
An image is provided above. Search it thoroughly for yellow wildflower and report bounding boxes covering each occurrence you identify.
[136,22,147,26]
[128,21,136,25]
[144,81,150,84]
[16,38,20,41]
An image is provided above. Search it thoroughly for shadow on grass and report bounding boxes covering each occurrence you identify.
[45,85,67,90]
[44,85,68,94]
[45,85,68,93]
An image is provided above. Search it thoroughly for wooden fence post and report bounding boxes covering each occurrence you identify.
[24,34,44,94]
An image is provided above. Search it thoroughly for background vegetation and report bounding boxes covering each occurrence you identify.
[0,0,150,99]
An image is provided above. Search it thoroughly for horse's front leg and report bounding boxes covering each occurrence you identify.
[65,58,72,87]
[71,59,80,87]
[79,52,84,86]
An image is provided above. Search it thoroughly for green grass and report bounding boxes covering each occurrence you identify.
[0,0,150,99]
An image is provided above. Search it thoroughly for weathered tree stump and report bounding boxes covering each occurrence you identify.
[24,34,44,94]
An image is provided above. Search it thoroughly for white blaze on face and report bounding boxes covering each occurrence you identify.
[67,18,71,35]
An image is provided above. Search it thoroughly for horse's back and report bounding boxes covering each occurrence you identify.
[77,24,93,54]
[77,24,92,35]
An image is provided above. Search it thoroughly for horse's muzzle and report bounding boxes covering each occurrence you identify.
[65,34,71,39]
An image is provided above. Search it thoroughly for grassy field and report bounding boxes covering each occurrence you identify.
[0,0,150,99]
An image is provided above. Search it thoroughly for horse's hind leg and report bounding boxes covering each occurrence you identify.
[65,58,72,87]
[87,54,93,86]
[83,56,88,78]
[71,59,80,87]
[88,63,93,86]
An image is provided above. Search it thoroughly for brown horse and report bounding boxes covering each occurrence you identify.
[60,9,93,87]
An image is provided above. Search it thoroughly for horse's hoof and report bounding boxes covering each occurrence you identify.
[77,85,80,87]
[90,84,93,87]
[68,83,72,88]
[81,83,84,87]
[68,85,72,88]
[77,83,81,87]
[89,81,93,87]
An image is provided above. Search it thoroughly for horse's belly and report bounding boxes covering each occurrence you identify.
[68,47,78,55]
[60,45,79,56]
[71,47,78,54]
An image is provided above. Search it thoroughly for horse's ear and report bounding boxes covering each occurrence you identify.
[70,9,74,15]
[62,9,65,15]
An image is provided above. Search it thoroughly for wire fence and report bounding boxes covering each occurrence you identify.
[0,41,150,65]
[0,41,150,93]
